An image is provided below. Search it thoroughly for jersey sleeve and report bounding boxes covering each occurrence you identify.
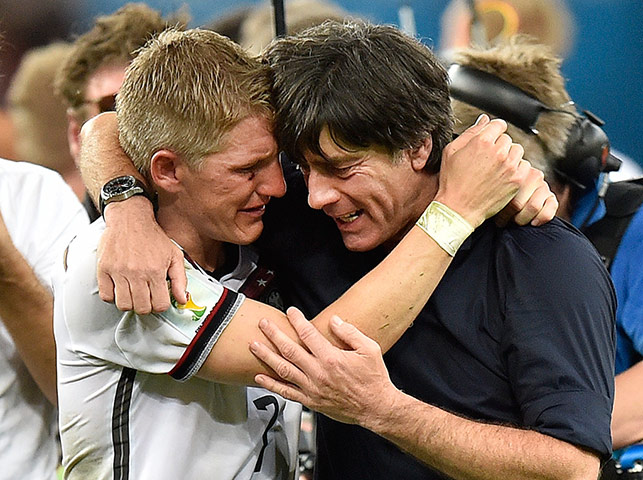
[1,163,89,289]
[497,222,616,458]
[60,227,245,381]
[115,261,245,381]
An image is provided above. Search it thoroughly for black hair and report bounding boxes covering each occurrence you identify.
[263,20,453,172]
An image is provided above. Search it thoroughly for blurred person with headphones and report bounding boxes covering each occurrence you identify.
[440,0,643,184]
[446,36,643,479]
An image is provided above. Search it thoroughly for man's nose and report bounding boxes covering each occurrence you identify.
[257,158,286,198]
[306,169,341,210]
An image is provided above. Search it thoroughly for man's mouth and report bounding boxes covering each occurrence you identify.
[336,210,362,224]
[241,204,266,214]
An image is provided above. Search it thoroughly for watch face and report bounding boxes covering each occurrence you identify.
[104,176,136,196]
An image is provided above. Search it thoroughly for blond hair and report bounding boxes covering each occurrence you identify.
[117,28,274,175]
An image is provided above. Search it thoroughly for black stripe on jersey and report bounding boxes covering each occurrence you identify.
[112,367,136,480]
[169,287,240,381]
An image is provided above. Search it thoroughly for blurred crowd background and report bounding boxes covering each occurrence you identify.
[0,0,641,169]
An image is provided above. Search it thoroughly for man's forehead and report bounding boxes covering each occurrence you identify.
[304,126,361,164]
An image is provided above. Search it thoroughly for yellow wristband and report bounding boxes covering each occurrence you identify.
[415,201,475,256]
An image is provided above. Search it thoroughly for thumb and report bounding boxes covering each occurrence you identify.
[168,249,187,304]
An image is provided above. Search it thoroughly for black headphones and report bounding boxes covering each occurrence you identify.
[448,63,622,190]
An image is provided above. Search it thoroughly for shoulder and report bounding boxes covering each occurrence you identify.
[495,217,598,263]
[470,218,615,308]
[0,158,68,193]
[0,158,86,224]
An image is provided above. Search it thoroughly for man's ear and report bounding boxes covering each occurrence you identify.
[150,150,182,192]
[407,136,433,171]
[66,111,82,165]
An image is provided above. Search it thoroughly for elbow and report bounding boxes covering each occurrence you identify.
[611,419,643,450]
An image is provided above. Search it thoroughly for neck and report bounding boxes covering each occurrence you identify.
[155,204,224,272]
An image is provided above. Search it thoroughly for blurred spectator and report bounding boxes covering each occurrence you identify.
[0,158,88,479]
[450,36,576,183]
[239,0,349,55]
[440,0,642,182]
[205,6,254,44]
[0,0,82,102]
[0,110,16,160]
[7,42,84,200]
[440,0,575,58]
[54,2,184,220]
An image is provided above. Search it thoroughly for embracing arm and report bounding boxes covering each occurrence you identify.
[198,118,557,384]
[79,113,557,385]
[79,113,556,315]
[79,113,187,310]
[0,211,56,404]
[79,112,143,205]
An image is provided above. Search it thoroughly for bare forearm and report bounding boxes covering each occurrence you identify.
[612,361,643,449]
[78,112,145,204]
[0,249,57,404]
[365,388,600,480]
[208,226,453,383]
[311,227,451,352]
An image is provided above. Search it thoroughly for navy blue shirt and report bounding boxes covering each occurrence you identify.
[259,165,616,479]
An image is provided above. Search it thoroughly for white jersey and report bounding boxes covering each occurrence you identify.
[54,220,301,480]
[0,159,88,480]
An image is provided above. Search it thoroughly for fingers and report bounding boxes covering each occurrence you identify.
[447,114,492,151]
[168,249,187,305]
[129,279,154,315]
[286,307,334,356]
[149,278,171,313]
[257,316,321,374]
[328,315,380,354]
[495,161,559,227]
[112,276,134,311]
[472,118,510,152]
[512,185,556,226]
[254,373,306,404]
[494,159,534,226]
[97,270,116,304]
[250,336,309,388]
[531,194,558,226]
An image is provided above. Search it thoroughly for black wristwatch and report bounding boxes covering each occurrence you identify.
[99,175,152,215]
